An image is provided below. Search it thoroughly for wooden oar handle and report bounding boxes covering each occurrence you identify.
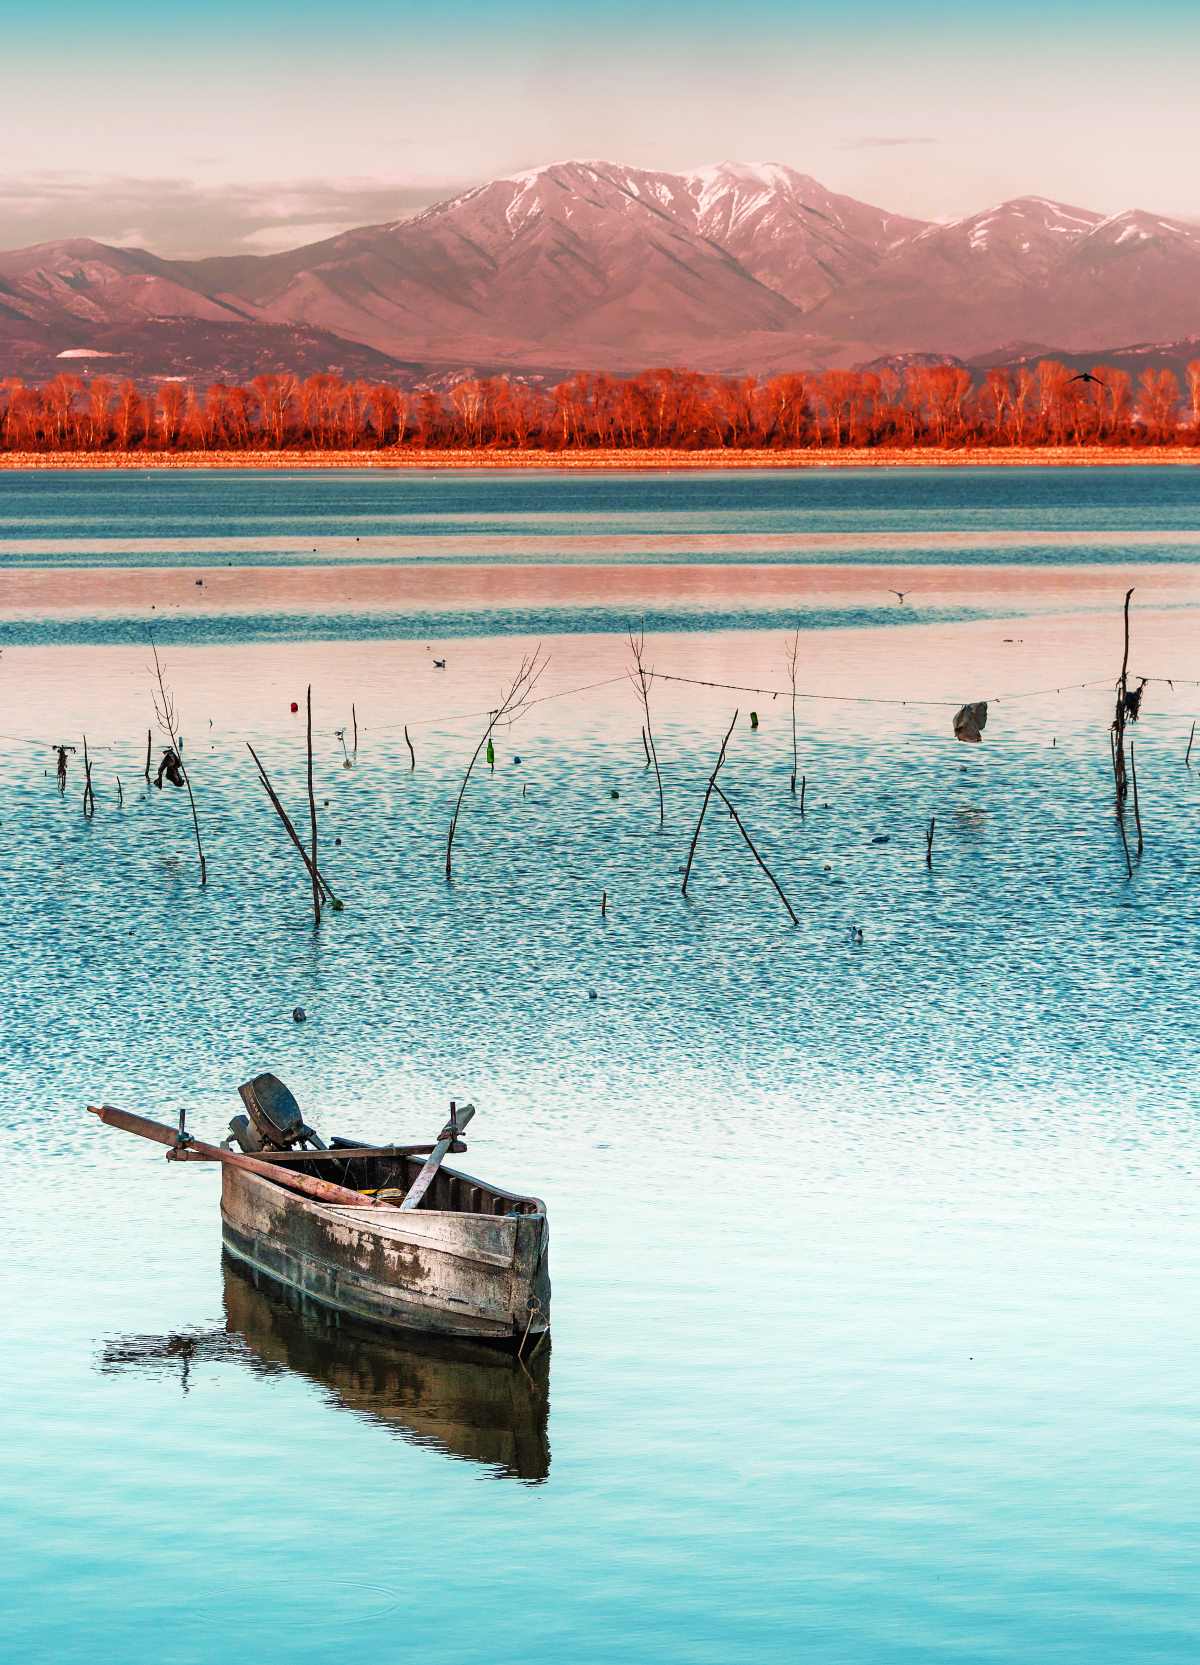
[87,1104,380,1210]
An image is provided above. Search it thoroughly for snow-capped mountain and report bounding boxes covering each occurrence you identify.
[1,161,1198,379]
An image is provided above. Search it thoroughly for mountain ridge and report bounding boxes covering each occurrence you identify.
[1,160,1197,380]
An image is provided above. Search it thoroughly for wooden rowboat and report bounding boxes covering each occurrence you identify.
[88,1079,551,1350]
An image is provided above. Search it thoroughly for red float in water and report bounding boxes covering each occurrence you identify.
[290,701,299,713]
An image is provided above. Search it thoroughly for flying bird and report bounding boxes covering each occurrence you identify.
[889,590,907,605]
[1068,372,1107,387]
[432,658,446,669]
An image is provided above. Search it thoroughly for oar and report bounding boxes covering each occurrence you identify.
[87,1104,384,1210]
[399,1102,475,1211]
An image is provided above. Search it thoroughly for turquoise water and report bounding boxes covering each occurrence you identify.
[1,468,1199,1662]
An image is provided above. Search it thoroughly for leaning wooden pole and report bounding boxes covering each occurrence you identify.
[306,685,321,928]
[682,710,738,896]
[710,781,799,925]
[247,744,337,903]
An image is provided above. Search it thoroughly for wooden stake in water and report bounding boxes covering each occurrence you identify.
[926,815,936,868]
[405,724,416,771]
[306,685,321,928]
[81,736,95,818]
[352,703,358,756]
[143,728,152,783]
[1187,721,1195,767]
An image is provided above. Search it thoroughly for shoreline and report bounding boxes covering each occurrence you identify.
[2,446,1200,472]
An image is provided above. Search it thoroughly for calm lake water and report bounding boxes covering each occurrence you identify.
[2,467,1199,1663]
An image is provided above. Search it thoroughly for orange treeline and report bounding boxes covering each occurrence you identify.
[3,361,1200,453]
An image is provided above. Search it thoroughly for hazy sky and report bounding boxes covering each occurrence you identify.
[3,0,1199,254]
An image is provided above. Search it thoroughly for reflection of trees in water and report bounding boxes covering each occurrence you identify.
[98,1256,551,1483]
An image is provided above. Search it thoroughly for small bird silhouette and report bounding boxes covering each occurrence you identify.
[432,658,446,669]
[1068,372,1107,387]
[889,590,907,604]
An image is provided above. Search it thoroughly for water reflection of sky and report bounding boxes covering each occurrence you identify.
[2,468,1199,1664]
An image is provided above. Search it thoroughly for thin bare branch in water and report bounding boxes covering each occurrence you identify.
[81,736,95,818]
[682,710,738,896]
[405,725,416,771]
[628,627,664,828]
[1111,587,1134,808]
[247,743,338,904]
[709,781,799,925]
[307,685,321,928]
[445,645,548,880]
[1131,741,1144,858]
[149,640,207,886]
[784,628,800,794]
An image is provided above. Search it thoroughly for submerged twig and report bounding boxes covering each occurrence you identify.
[404,724,415,771]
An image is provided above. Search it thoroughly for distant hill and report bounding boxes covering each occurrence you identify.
[1,162,1198,380]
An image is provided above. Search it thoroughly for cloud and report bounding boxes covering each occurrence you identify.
[839,136,938,150]
[0,173,470,258]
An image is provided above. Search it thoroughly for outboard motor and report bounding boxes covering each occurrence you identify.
[226,1073,325,1154]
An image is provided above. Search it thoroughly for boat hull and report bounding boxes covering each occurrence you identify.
[220,1163,550,1347]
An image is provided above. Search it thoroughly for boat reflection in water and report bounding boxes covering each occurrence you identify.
[99,1256,551,1483]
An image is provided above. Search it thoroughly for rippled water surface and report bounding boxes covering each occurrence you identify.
[2,467,1199,1664]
